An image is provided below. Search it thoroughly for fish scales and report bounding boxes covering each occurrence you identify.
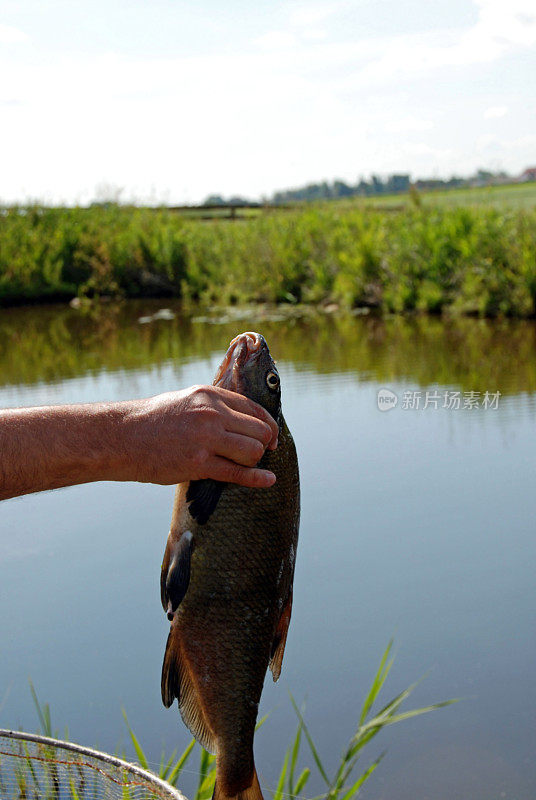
[160,332,300,800]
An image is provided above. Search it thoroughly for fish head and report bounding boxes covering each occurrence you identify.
[214,331,282,424]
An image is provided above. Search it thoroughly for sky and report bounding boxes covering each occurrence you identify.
[0,0,535,204]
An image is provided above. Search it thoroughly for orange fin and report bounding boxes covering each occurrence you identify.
[161,628,217,754]
[269,589,293,682]
[213,767,264,800]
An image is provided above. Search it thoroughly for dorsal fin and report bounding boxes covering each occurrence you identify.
[186,479,224,525]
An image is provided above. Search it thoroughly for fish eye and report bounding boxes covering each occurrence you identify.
[266,371,280,390]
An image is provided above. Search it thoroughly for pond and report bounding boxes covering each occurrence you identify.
[1,300,535,800]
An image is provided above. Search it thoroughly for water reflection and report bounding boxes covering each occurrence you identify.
[1,302,536,800]
[2,300,536,395]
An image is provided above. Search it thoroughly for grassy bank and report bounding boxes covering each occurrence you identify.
[1,202,536,316]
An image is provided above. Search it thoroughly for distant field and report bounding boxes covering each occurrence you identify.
[360,181,536,211]
[164,182,536,220]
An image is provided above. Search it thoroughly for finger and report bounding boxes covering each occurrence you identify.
[217,431,265,467]
[223,409,275,448]
[204,456,276,488]
[212,388,279,445]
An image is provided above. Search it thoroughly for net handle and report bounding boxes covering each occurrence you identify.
[0,728,187,800]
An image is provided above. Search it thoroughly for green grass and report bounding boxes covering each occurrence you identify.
[348,181,536,211]
[123,640,456,800]
[16,642,455,800]
[420,181,536,211]
[1,197,535,316]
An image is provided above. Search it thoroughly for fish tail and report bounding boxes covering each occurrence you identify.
[212,766,264,800]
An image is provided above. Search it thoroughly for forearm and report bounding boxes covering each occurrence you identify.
[0,387,278,502]
[0,402,135,501]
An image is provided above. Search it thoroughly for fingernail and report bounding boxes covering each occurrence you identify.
[269,437,278,450]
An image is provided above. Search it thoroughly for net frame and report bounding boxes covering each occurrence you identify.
[0,728,187,800]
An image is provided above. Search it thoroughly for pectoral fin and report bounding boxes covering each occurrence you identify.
[186,479,224,525]
[162,531,193,620]
[269,589,293,682]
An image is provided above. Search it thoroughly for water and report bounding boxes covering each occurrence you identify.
[1,301,535,800]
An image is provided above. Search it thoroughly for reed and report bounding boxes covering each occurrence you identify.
[121,641,457,800]
[18,643,454,799]
[1,203,535,317]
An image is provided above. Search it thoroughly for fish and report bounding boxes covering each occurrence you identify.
[160,331,300,800]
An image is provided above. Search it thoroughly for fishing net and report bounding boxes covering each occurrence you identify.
[0,729,186,800]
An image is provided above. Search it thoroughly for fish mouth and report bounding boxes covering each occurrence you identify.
[213,331,266,391]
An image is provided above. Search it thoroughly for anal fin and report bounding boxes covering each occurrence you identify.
[269,589,293,682]
[161,628,217,754]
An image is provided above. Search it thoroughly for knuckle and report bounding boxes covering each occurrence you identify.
[191,385,220,413]
[242,451,258,468]
[260,423,273,444]
[249,471,263,488]
[230,464,246,482]
[252,440,265,461]
[192,383,213,398]
[190,384,206,401]
[237,440,263,467]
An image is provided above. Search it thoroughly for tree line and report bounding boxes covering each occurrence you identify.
[204,168,520,206]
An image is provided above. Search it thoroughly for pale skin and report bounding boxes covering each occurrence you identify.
[0,385,279,502]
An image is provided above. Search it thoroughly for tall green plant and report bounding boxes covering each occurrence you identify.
[1,202,536,315]
[123,641,456,800]
[18,645,456,800]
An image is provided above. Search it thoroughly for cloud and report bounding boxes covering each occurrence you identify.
[476,133,500,151]
[484,106,508,119]
[255,1,345,49]
[301,28,328,42]
[485,133,536,151]
[390,117,435,133]
[0,0,533,203]
[288,2,347,28]
[0,23,29,43]
[330,0,536,90]
[473,0,536,48]
[255,30,297,50]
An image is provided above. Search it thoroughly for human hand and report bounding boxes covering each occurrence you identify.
[124,385,279,488]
